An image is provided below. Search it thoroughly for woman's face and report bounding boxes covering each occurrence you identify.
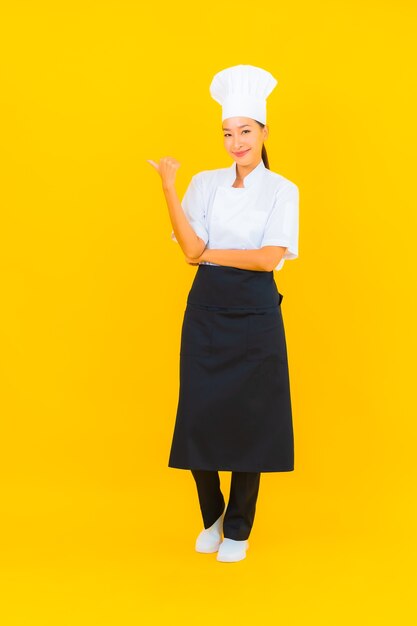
[222,116,268,165]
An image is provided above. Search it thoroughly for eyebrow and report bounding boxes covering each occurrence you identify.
[222,124,252,131]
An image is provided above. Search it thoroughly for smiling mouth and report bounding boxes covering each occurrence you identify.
[233,149,250,156]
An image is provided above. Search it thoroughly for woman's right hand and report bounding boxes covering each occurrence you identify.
[147,157,181,189]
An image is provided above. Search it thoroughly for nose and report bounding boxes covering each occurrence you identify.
[233,137,244,151]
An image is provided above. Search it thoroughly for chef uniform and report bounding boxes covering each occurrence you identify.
[167,65,299,542]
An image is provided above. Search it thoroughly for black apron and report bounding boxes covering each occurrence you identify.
[168,264,294,472]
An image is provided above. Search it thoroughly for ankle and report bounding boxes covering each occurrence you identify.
[206,511,224,532]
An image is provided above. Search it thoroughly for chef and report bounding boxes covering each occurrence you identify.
[148,64,299,563]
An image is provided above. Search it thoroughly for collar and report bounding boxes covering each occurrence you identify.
[226,158,266,188]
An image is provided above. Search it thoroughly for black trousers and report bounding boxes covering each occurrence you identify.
[191,469,261,541]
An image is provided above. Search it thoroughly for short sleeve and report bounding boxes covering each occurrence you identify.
[260,182,299,268]
[171,173,209,245]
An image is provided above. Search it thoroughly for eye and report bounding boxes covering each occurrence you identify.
[223,130,251,137]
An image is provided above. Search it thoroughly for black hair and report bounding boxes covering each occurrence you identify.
[255,120,270,169]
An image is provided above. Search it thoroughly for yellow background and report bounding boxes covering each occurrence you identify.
[1,1,416,624]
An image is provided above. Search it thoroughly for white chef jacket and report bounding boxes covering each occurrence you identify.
[171,158,299,271]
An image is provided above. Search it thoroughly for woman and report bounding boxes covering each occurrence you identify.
[148,65,299,563]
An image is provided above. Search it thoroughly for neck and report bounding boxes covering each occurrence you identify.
[236,157,262,180]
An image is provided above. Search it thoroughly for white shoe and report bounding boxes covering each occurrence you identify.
[216,538,249,562]
[195,511,225,553]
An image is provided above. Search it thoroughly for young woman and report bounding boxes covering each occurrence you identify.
[148,65,299,562]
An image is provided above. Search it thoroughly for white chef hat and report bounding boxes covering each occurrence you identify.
[209,64,278,125]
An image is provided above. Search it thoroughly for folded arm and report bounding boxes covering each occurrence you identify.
[185,246,288,272]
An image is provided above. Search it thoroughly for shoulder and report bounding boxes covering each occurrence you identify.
[190,166,232,187]
[265,169,299,195]
[191,166,299,195]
